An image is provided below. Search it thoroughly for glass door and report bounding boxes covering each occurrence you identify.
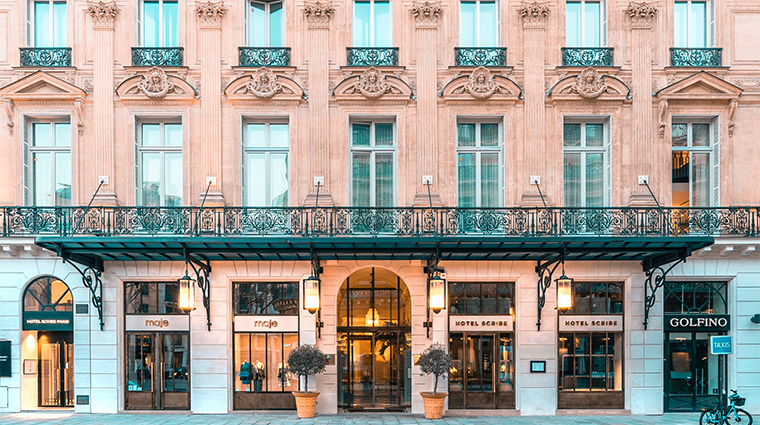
[126,332,190,410]
[450,332,514,409]
[665,332,720,411]
[38,332,74,407]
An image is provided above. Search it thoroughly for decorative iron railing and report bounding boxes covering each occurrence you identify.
[238,47,291,67]
[1,207,758,238]
[670,48,722,67]
[20,47,72,67]
[454,47,507,67]
[131,47,184,67]
[346,47,399,66]
[561,47,614,67]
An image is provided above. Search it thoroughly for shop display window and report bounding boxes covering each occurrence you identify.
[234,333,298,392]
[663,281,727,314]
[559,332,622,391]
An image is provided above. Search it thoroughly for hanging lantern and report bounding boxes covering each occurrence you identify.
[556,273,573,311]
[303,276,320,314]
[178,274,196,311]
[429,274,446,314]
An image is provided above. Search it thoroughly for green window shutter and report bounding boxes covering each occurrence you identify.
[22,116,30,206]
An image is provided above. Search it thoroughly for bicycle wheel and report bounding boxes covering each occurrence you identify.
[726,408,753,425]
[701,409,723,425]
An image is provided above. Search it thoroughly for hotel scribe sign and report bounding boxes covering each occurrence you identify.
[559,315,623,332]
[450,315,514,332]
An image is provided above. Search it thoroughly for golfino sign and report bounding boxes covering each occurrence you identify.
[664,314,730,331]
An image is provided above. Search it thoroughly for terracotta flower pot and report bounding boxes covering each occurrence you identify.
[292,391,320,418]
[420,392,448,419]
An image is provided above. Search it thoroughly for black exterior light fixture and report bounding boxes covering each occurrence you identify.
[178,263,196,311]
[751,314,760,324]
[303,275,321,315]
[555,263,573,312]
[424,270,446,337]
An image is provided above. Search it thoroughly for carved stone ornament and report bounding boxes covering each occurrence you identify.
[626,2,657,28]
[138,67,175,99]
[87,1,120,28]
[658,99,668,138]
[728,99,737,138]
[196,1,227,27]
[4,99,14,136]
[571,67,608,99]
[246,68,283,99]
[74,99,84,137]
[353,67,391,99]
[303,1,334,28]
[464,66,498,100]
[411,1,442,28]
[520,2,550,28]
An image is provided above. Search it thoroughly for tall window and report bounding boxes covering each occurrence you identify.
[234,282,298,315]
[140,0,179,47]
[457,122,501,208]
[353,0,391,47]
[249,1,284,47]
[244,122,289,207]
[350,121,395,207]
[561,282,623,315]
[674,1,711,48]
[30,1,67,47]
[28,122,71,207]
[565,1,605,47]
[124,282,185,314]
[563,120,609,208]
[448,282,514,315]
[671,120,716,208]
[559,332,622,391]
[663,281,727,315]
[138,122,182,207]
[459,1,497,47]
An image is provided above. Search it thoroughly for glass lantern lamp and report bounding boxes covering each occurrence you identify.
[556,273,573,311]
[429,274,446,314]
[178,273,196,311]
[303,276,320,314]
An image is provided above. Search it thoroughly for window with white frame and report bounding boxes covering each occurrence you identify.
[353,0,392,47]
[138,122,183,207]
[456,121,502,208]
[565,1,605,47]
[244,122,289,207]
[30,1,67,47]
[459,1,498,47]
[671,119,718,208]
[27,121,71,207]
[248,1,284,47]
[350,121,395,207]
[140,0,179,48]
[563,120,610,208]
[674,1,713,48]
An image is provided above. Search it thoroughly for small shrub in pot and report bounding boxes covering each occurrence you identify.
[418,342,453,419]
[287,344,327,418]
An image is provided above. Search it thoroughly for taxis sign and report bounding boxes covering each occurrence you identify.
[710,335,733,355]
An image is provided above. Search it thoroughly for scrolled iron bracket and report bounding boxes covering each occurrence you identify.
[423,247,442,338]
[535,251,566,331]
[643,258,685,330]
[185,251,212,331]
[310,250,324,338]
[61,257,104,330]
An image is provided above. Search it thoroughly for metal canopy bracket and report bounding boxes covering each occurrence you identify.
[60,251,104,331]
[535,248,566,332]
[423,248,441,338]
[643,255,686,330]
[311,251,324,338]
[183,248,212,331]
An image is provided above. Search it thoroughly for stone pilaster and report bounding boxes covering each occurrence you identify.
[87,1,119,205]
[195,1,226,205]
[303,1,335,206]
[411,2,443,207]
[519,2,551,207]
[626,2,658,207]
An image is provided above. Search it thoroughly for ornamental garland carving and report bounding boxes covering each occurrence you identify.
[87,1,120,28]
[303,1,334,28]
[626,2,657,28]
[658,99,668,138]
[74,99,84,137]
[411,1,442,28]
[4,99,14,136]
[138,67,175,99]
[246,68,283,99]
[520,2,550,27]
[571,67,608,99]
[195,1,227,27]
[728,99,737,138]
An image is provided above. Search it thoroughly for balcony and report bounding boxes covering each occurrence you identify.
[670,48,722,67]
[238,47,291,67]
[561,47,614,67]
[346,47,399,67]
[131,47,184,67]
[20,48,72,67]
[454,47,507,67]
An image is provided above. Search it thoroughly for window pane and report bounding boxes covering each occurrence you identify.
[246,153,266,206]
[251,334,267,391]
[165,124,182,146]
[250,2,267,46]
[689,1,706,48]
[282,333,299,391]
[142,153,161,206]
[563,124,581,147]
[164,153,183,207]
[459,2,476,47]
[563,153,581,208]
[270,124,289,147]
[465,283,480,314]
[143,1,160,47]
[235,334,251,392]
[34,123,52,147]
[142,124,160,146]
[352,123,371,146]
[53,2,67,47]
[585,124,603,147]
[671,123,687,147]
[352,152,371,206]
[247,123,266,147]
[481,153,499,207]
[583,2,601,47]
[449,283,465,314]
[672,152,689,207]
[270,2,284,47]
[674,2,688,47]
[457,123,476,147]
[692,153,710,207]
[481,284,497,314]
[163,1,179,47]
[608,284,622,314]
[55,152,71,206]
[574,283,591,315]
[267,334,283,391]
[585,153,604,207]
[270,153,289,207]
[374,1,391,47]
[157,282,179,314]
[565,2,581,47]
[692,124,709,147]
[33,152,52,206]
[481,123,499,147]
[34,2,51,47]
[375,123,393,146]
[457,153,475,208]
[54,123,71,147]
[353,1,371,47]
[497,284,513,315]
[479,1,497,47]
[375,153,394,207]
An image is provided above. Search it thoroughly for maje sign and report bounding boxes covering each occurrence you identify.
[559,315,623,332]
[125,315,190,331]
[450,315,513,332]
[235,315,299,333]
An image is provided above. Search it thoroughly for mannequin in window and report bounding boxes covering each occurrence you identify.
[240,360,252,390]
[253,360,265,392]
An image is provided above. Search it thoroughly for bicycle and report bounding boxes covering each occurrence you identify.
[700,389,753,425]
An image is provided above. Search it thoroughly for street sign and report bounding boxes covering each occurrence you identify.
[710,335,733,355]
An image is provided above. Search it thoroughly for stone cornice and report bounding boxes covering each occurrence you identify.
[411,1,442,29]
[303,1,334,29]
[626,1,658,29]
[87,1,119,29]
[196,1,227,28]
[520,1,550,29]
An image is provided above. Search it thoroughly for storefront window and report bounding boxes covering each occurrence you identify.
[449,282,514,315]
[562,282,622,315]
[234,282,299,315]
[234,333,298,392]
[663,281,727,314]
[559,332,622,391]
[124,282,183,314]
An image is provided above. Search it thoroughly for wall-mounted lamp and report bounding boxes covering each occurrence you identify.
[555,265,573,312]
[303,275,320,315]
[751,314,760,324]
[178,263,196,311]
[424,270,446,337]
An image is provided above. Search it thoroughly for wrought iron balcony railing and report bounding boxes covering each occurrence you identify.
[561,47,614,67]
[2,206,758,238]
[670,47,722,67]
[454,47,507,67]
[238,47,291,67]
[131,47,184,67]
[20,47,72,67]
[346,47,399,66]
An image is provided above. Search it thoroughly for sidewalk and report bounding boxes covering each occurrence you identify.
[0,412,706,425]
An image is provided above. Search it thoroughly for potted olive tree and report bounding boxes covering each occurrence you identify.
[287,344,327,418]
[418,342,453,419]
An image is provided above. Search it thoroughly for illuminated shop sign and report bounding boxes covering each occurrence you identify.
[665,314,730,331]
[23,311,74,331]
[449,315,514,332]
[235,315,299,332]
[125,315,190,331]
[559,315,623,332]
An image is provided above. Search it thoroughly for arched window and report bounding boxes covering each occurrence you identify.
[24,276,73,312]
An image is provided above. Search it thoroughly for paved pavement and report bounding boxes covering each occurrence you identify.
[0,412,709,425]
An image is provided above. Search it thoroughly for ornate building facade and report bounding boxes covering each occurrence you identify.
[0,0,759,416]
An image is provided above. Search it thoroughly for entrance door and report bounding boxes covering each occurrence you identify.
[665,332,721,411]
[449,333,515,409]
[38,332,74,407]
[126,332,190,410]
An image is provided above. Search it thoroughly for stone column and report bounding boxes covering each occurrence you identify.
[411,2,442,207]
[626,2,658,207]
[519,2,550,207]
[195,2,227,205]
[303,1,334,206]
[87,1,119,205]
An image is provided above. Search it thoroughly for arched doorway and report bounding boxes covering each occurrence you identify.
[22,276,74,408]
[337,268,411,410]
